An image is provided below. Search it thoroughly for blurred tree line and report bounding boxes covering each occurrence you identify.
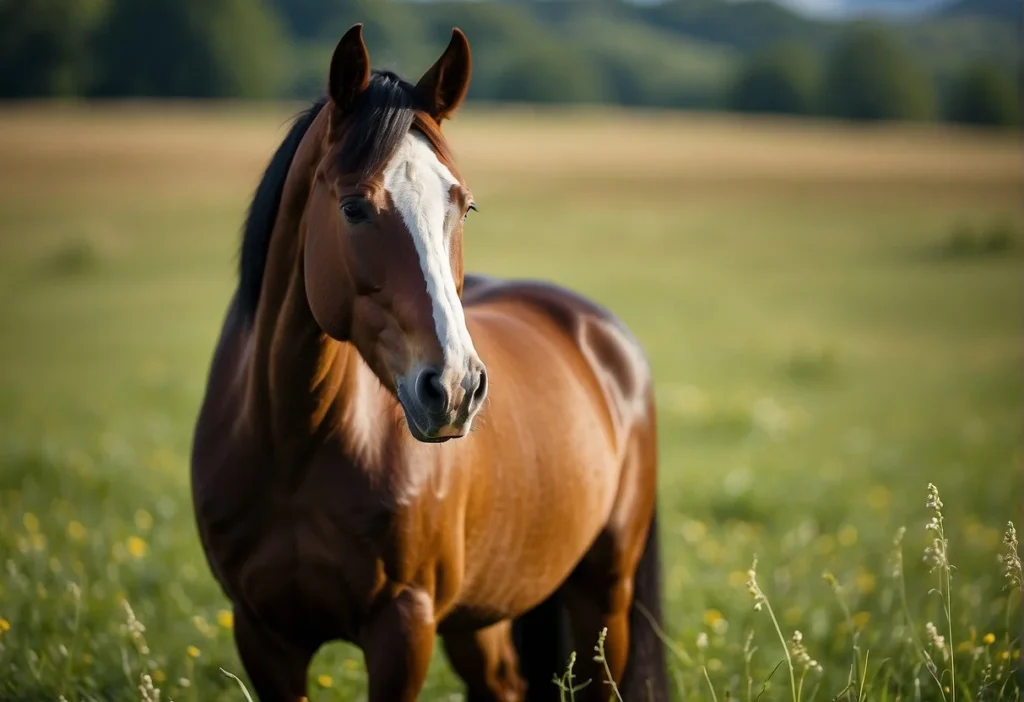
[0,0,1019,127]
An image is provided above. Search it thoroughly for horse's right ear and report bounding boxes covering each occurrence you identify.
[329,24,371,113]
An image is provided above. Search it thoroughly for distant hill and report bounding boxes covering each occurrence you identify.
[902,14,1020,84]
[247,0,1024,112]
[938,0,1022,23]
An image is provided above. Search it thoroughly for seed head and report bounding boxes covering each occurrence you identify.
[889,527,906,579]
[924,537,949,572]
[789,630,823,674]
[926,621,949,662]
[746,556,766,612]
[1002,521,1022,590]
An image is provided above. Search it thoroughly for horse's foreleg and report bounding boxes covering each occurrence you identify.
[233,607,314,702]
[442,620,526,702]
[361,588,437,702]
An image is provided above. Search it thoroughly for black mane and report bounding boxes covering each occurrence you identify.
[236,96,326,326]
[339,70,420,178]
[236,70,423,326]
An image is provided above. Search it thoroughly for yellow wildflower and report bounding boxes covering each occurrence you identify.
[866,485,890,511]
[982,633,996,645]
[856,572,876,594]
[0,617,10,633]
[66,520,86,541]
[703,609,723,628]
[22,513,39,533]
[30,533,47,551]
[186,645,200,659]
[852,611,871,629]
[838,525,859,547]
[153,670,166,683]
[127,536,147,559]
[82,653,93,665]
[317,674,334,688]
[217,609,234,629]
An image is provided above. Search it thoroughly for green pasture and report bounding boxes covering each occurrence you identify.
[0,103,1020,701]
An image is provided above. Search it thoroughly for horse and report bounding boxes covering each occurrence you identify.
[190,24,669,702]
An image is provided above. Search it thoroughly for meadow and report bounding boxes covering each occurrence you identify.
[0,101,1020,701]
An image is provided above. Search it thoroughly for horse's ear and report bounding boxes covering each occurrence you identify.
[329,24,371,113]
[414,28,472,123]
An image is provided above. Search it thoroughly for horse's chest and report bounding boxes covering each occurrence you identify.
[229,507,376,640]
[211,473,453,639]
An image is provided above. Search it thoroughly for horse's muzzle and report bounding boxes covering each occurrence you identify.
[397,360,487,443]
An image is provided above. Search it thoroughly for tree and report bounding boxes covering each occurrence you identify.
[821,23,938,122]
[0,0,110,97]
[727,41,821,115]
[946,61,1021,127]
[92,0,287,99]
[491,41,609,104]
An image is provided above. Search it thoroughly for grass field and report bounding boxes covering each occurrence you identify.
[0,101,1021,701]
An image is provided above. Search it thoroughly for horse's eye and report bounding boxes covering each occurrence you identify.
[341,199,369,224]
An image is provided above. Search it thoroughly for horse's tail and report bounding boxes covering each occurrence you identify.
[619,502,670,702]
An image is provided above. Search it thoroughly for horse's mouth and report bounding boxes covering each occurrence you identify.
[406,421,456,444]
[396,384,463,444]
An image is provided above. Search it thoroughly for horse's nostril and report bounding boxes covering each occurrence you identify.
[415,368,449,415]
[473,369,488,402]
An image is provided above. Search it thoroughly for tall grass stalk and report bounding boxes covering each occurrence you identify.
[924,483,955,702]
[747,556,799,702]
[891,526,946,699]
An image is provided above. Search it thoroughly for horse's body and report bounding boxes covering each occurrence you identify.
[191,26,668,702]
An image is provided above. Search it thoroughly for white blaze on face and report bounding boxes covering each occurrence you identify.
[382,131,476,372]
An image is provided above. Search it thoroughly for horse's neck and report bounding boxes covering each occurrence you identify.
[243,117,369,474]
[257,272,358,468]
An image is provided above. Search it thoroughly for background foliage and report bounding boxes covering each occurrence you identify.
[0,0,1020,126]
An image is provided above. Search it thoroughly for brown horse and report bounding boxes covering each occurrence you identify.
[190,24,668,702]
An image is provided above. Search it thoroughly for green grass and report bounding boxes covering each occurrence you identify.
[0,103,1020,701]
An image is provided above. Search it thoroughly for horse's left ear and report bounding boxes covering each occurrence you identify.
[414,28,472,122]
[329,24,371,114]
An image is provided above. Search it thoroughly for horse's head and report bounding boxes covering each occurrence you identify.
[303,24,485,444]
